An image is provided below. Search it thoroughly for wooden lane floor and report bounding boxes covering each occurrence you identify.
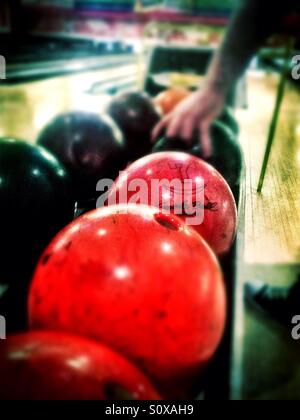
[232,72,300,400]
[239,73,300,265]
[0,62,141,143]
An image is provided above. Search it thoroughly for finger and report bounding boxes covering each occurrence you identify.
[167,115,185,139]
[200,123,212,158]
[181,118,195,144]
[152,116,170,142]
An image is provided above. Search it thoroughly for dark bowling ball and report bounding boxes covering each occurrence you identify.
[218,107,239,136]
[152,136,190,154]
[106,91,161,162]
[37,112,126,201]
[152,121,243,196]
[0,138,74,332]
[191,121,243,192]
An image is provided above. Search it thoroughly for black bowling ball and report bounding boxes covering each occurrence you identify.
[0,139,74,331]
[152,120,243,192]
[37,112,126,201]
[106,91,161,162]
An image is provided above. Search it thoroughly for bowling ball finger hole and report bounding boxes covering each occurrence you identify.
[41,253,52,266]
[154,213,181,231]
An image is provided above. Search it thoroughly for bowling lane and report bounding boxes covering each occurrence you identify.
[238,73,300,265]
[232,71,300,400]
[0,59,144,142]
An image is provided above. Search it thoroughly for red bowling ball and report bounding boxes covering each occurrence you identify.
[0,331,160,400]
[108,152,237,255]
[29,205,226,396]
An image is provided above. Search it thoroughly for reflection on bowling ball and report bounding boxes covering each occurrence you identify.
[106,91,161,162]
[109,153,237,256]
[37,112,126,201]
[0,139,74,332]
[29,205,226,398]
[0,331,160,400]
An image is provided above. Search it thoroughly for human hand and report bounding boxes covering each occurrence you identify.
[152,85,225,157]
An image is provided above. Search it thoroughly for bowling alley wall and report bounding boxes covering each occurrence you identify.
[18,0,228,43]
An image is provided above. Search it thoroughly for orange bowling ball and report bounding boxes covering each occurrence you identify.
[154,87,191,115]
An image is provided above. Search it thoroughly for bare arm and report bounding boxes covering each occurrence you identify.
[208,0,290,95]
[153,0,295,155]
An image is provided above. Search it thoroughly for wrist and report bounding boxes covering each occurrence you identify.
[205,53,233,97]
[206,78,227,95]
[199,78,227,108]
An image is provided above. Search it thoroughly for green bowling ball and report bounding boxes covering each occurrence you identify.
[218,107,239,136]
[191,120,243,192]
[152,137,190,154]
[152,119,243,192]
[0,139,74,331]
